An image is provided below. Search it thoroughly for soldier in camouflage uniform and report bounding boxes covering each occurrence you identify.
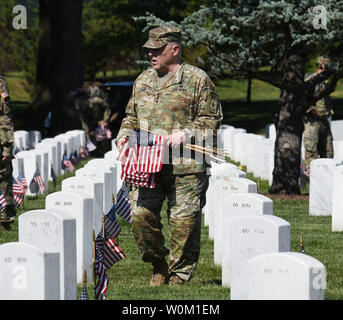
[75,83,111,138]
[303,56,334,173]
[116,27,222,286]
[0,75,15,231]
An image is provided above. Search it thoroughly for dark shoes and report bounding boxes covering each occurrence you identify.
[0,221,13,231]
[169,273,185,286]
[150,259,169,287]
[149,259,186,287]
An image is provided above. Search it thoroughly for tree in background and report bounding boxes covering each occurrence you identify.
[82,0,213,80]
[0,0,38,95]
[28,0,83,135]
[137,0,343,194]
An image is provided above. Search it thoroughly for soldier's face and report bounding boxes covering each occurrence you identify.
[148,43,179,74]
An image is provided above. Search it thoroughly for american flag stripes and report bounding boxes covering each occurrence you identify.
[0,190,6,210]
[93,206,126,300]
[62,153,75,172]
[115,183,132,223]
[16,171,28,193]
[117,129,166,188]
[29,167,46,194]
[12,177,24,208]
[94,243,109,300]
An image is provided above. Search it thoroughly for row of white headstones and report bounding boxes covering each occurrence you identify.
[220,120,343,230]
[203,122,343,300]
[0,129,123,300]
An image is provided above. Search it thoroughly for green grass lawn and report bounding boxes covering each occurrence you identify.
[1,156,343,300]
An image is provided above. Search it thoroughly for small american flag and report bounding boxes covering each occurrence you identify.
[62,153,75,172]
[115,183,132,223]
[79,285,89,300]
[94,244,109,300]
[12,177,24,208]
[117,129,166,188]
[93,207,125,299]
[102,204,122,239]
[16,171,28,193]
[29,167,46,194]
[0,190,7,210]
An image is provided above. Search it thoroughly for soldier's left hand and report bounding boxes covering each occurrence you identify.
[165,131,186,148]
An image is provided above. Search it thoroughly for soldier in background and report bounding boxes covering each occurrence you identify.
[0,75,15,231]
[75,83,111,139]
[303,56,334,174]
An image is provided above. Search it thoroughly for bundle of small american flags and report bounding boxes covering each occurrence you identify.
[93,199,125,300]
[117,129,166,189]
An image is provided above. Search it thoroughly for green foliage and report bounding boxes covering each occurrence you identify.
[136,0,343,80]
[0,0,39,96]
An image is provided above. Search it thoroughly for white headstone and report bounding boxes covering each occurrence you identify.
[33,149,49,192]
[81,164,113,213]
[333,140,343,165]
[45,191,93,283]
[221,193,273,286]
[0,242,60,300]
[18,209,77,300]
[14,130,29,151]
[15,150,42,196]
[218,125,235,151]
[214,178,257,266]
[12,157,24,180]
[229,215,291,299]
[229,129,247,161]
[62,176,103,235]
[309,158,335,216]
[206,163,246,239]
[54,134,73,174]
[86,159,117,197]
[246,135,265,174]
[70,129,86,148]
[332,165,343,231]
[41,138,62,175]
[104,150,123,194]
[331,120,343,141]
[29,130,41,149]
[35,142,58,182]
[244,252,326,300]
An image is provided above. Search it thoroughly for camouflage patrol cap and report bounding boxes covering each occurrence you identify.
[317,56,331,65]
[143,26,182,49]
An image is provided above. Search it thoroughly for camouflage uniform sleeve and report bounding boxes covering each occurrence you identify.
[184,75,223,143]
[0,95,14,158]
[117,81,139,141]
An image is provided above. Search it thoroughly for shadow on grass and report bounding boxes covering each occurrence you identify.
[221,98,343,134]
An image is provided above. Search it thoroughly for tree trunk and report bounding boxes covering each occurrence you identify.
[27,0,52,127]
[48,0,83,136]
[28,0,83,135]
[246,75,252,104]
[269,54,306,194]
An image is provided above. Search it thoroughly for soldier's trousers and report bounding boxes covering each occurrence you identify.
[132,172,209,281]
[303,116,334,171]
[0,161,15,222]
